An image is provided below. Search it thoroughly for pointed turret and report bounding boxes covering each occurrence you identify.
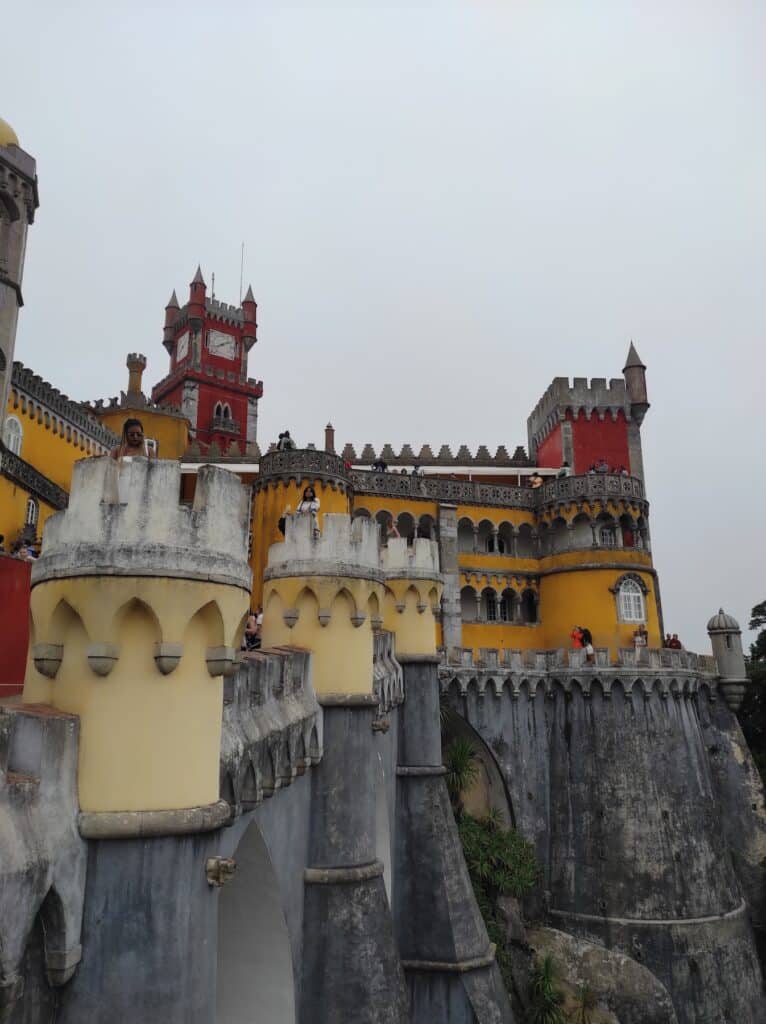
[242,283,257,350]
[188,266,206,327]
[623,340,649,425]
[162,290,180,351]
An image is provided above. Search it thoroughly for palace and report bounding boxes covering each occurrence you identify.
[1,113,658,689]
[2,116,764,1024]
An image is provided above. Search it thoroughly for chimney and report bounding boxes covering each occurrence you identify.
[126,353,147,399]
[324,422,335,454]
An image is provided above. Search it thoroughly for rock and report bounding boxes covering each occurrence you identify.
[527,926,678,1024]
[497,896,527,944]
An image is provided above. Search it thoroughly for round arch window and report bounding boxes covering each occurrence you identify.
[618,578,645,622]
[3,415,22,455]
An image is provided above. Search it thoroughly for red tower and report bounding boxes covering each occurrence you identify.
[151,268,263,452]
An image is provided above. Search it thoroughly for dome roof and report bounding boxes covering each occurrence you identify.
[707,608,740,632]
[0,117,19,147]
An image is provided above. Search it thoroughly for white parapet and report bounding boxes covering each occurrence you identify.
[380,537,441,579]
[266,512,382,582]
[33,457,251,591]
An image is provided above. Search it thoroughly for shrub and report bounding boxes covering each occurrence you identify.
[528,954,565,1024]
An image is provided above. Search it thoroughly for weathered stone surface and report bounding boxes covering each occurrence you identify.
[527,926,677,1024]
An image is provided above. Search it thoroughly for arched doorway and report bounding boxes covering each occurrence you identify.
[442,709,514,827]
[217,822,296,1023]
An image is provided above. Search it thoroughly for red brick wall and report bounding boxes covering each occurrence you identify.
[0,555,31,697]
[568,409,630,474]
[536,426,563,468]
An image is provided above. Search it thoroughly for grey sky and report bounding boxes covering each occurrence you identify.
[4,1,765,651]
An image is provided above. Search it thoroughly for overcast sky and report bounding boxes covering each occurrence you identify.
[4,1,765,651]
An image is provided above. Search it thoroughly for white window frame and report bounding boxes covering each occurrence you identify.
[599,526,616,548]
[25,496,38,526]
[618,579,645,623]
[3,415,22,456]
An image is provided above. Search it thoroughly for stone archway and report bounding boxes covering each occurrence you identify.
[442,708,514,828]
[216,822,296,1023]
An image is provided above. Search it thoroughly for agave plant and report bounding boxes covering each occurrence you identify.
[443,737,480,815]
[572,982,598,1024]
[528,954,565,1024]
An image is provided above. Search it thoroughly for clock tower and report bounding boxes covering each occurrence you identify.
[151,267,263,452]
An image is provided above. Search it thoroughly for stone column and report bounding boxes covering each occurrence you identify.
[394,649,514,1023]
[437,503,462,650]
[261,514,409,1024]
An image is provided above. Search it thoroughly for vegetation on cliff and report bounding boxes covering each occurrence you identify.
[740,599,766,783]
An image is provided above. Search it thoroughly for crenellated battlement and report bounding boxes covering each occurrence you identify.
[340,441,532,467]
[33,457,251,591]
[527,375,632,453]
[380,536,441,580]
[265,511,382,583]
[220,647,322,814]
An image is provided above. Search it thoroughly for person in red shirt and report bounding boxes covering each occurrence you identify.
[570,626,584,649]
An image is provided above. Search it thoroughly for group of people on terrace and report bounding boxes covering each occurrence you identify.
[0,535,38,561]
[587,459,630,476]
[371,459,423,476]
[570,625,596,664]
[663,633,684,650]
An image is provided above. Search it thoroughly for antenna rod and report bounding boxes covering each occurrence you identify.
[211,271,215,300]
[239,242,245,304]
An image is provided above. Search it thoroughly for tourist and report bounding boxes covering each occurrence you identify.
[595,458,609,474]
[110,418,155,461]
[411,463,422,476]
[663,633,672,648]
[530,472,544,489]
[297,485,320,536]
[581,626,595,665]
[669,634,683,650]
[243,606,263,651]
[570,625,584,649]
[557,461,572,478]
[587,464,597,475]
[633,625,648,651]
[371,459,388,473]
[384,515,399,544]
[618,465,630,476]
[276,430,296,451]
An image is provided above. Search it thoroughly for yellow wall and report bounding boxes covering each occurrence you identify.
[538,565,660,653]
[24,575,247,813]
[455,504,536,529]
[462,622,543,652]
[0,476,56,547]
[98,408,190,460]
[5,396,104,491]
[251,479,351,609]
[382,579,442,657]
[262,576,379,696]
[351,494,438,522]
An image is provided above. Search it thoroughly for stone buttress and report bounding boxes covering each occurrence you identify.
[384,538,515,1024]
[23,457,251,1022]
[262,512,410,1024]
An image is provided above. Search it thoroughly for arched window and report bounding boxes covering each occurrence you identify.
[214,402,223,418]
[3,415,22,455]
[223,403,232,420]
[599,526,616,548]
[25,497,38,526]
[618,578,645,622]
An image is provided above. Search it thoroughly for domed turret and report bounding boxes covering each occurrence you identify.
[0,116,19,147]
[707,608,741,633]
[707,607,747,711]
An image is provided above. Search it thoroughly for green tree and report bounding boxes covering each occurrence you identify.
[739,600,766,783]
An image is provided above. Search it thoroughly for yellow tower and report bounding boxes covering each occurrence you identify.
[261,511,382,696]
[251,448,353,613]
[23,457,250,830]
[381,537,442,658]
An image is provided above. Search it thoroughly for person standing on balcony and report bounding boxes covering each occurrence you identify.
[557,461,572,478]
[570,625,584,649]
[581,626,595,665]
[297,485,321,537]
[110,419,155,461]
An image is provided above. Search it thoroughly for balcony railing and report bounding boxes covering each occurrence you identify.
[211,416,240,434]
[351,470,643,510]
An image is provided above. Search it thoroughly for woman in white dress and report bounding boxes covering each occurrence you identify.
[296,485,320,537]
[109,419,155,462]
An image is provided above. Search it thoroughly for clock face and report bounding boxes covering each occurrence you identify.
[176,331,189,362]
[207,330,237,360]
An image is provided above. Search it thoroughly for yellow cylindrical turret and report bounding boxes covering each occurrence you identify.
[24,458,250,818]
